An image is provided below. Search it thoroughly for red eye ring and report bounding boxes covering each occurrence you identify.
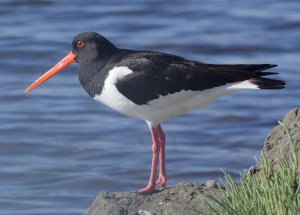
[77,40,85,48]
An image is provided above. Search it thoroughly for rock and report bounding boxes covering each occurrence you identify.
[84,182,222,215]
[205,180,218,188]
[251,108,300,175]
[264,108,300,163]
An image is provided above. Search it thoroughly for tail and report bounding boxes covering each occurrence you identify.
[249,64,285,89]
[227,64,286,90]
[249,77,285,89]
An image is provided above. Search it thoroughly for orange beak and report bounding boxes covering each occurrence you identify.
[24,51,76,93]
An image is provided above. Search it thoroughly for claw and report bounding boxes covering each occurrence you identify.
[156,175,167,187]
[138,184,156,194]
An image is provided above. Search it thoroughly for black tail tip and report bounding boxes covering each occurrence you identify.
[250,77,286,90]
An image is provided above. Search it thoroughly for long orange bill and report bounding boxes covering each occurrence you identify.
[24,51,76,93]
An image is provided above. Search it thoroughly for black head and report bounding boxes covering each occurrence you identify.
[24,32,119,93]
[72,32,118,64]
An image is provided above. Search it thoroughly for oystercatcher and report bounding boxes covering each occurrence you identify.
[25,32,285,194]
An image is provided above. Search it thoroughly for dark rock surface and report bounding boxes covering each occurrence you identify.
[84,181,222,215]
[263,108,300,165]
[85,108,300,215]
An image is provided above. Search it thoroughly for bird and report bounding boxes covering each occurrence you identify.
[25,32,285,194]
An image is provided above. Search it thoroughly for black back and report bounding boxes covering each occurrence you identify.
[114,51,281,105]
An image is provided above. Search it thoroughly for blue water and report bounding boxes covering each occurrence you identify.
[0,0,299,214]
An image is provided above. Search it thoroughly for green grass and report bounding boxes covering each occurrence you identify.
[201,122,300,215]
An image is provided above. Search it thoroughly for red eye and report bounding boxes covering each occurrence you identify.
[77,40,85,48]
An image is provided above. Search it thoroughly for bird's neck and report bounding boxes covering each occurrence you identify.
[78,54,114,98]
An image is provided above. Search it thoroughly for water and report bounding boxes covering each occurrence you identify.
[0,0,299,214]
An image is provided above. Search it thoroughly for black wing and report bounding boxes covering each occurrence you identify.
[115,51,283,105]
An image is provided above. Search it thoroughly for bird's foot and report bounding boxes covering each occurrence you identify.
[137,183,156,194]
[156,175,167,187]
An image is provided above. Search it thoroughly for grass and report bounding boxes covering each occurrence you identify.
[200,121,300,215]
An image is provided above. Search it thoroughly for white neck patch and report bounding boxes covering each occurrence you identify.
[93,66,136,115]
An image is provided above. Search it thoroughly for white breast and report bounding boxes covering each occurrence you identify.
[93,66,139,117]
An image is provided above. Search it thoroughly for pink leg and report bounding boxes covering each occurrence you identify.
[156,124,167,187]
[138,127,160,194]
